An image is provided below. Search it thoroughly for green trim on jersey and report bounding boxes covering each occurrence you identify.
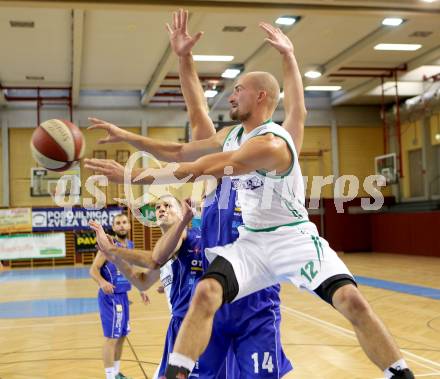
[222,125,241,148]
[311,235,322,266]
[253,132,295,178]
[244,219,308,232]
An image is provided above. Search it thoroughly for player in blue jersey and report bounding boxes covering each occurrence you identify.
[90,196,231,378]
[90,213,135,379]
[168,10,295,378]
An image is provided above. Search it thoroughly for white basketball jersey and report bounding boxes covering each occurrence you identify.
[222,120,308,230]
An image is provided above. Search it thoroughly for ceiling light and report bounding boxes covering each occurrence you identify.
[305,86,342,92]
[421,0,436,3]
[435,133,440,141]
[222,68,241,79]
[305,70,322,79]
[382,18,404,26]
[193,55,234,62]
[374,43,422,51]
[275,17,297,26]
[204,90,218,98]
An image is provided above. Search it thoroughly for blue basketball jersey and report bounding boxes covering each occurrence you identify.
[160,229,203,319]
[200,180,293,378]
[100,239,134,294]
[201,179,281,300]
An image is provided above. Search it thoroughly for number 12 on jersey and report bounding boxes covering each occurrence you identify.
[251,352,274,373]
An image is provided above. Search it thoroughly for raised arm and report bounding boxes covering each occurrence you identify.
[87,118,225,162]
[111,256,160,292]
[260,23,307,155]
[85,133,292,185]
[152,199,194,266]
[167,9,216,140]
[89,221,161,269]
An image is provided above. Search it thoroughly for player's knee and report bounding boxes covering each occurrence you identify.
[104,337,119,346]
[193,278,223,313]
[333,285,371,324]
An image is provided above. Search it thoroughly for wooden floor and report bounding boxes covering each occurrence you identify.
[1,253,440,379]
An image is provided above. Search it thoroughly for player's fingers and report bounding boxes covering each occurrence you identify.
[193,31,204,43]
[88,117,109,125]
[84,158,108,168]
[259,22,275,34]
[87,123,109,132]
[84,163,110,174]
[165,23,173,35]
[89,221,99,229]
[178,8,184,29]
[258,23,270,34]
[183,9,188,31]
[97,137,110,144]
[173,11,178,29]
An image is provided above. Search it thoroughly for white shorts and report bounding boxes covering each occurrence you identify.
[205,221,354,302]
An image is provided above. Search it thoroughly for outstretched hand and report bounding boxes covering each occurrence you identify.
[140,291,151,305]
[181,198,195,225]
[166,9,203,57]
[88,118,129,144]
[84,158,126,184]
[259,22,294,56]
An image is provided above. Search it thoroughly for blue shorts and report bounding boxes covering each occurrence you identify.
[199,292,293,378]
[155,316,236,379]
[98,291,130,339]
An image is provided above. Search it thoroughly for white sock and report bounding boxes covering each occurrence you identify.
[384,359,409,378]
[105,367,115,379]
[113,360,120,375]
[168,352,195,372]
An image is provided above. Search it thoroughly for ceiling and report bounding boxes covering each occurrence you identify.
[0,0,440,110]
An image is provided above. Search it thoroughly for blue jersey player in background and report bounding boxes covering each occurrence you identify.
[90,213,136,379]
[90,197,236,378]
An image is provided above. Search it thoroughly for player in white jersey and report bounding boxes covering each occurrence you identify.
[84,24,414,379]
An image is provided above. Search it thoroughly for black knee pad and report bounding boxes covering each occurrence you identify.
[201,256,239,304]
[314,274,357,306]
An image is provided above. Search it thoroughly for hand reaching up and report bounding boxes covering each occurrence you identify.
[166,9,203,57]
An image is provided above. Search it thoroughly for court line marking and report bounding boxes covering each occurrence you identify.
[0,314,169,330]
[280,305,440,374]
[126,336,149,379]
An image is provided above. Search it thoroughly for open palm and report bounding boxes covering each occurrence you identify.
[259,22,294,55]
[166,9,203,57]
[88,118,128,144]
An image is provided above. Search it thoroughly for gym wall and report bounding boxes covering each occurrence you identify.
[9,127,143,207]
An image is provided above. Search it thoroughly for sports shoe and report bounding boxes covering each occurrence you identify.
[164,365,190,379]
[390,368,415,379]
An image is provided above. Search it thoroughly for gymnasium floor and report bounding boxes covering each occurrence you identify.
[0,253,439,379]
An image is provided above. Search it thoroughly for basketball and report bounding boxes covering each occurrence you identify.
[30,119,85,172]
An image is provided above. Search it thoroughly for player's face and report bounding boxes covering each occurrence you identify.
[112,215,130,238]
[228,76,258,122]
[155,198,181,226]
